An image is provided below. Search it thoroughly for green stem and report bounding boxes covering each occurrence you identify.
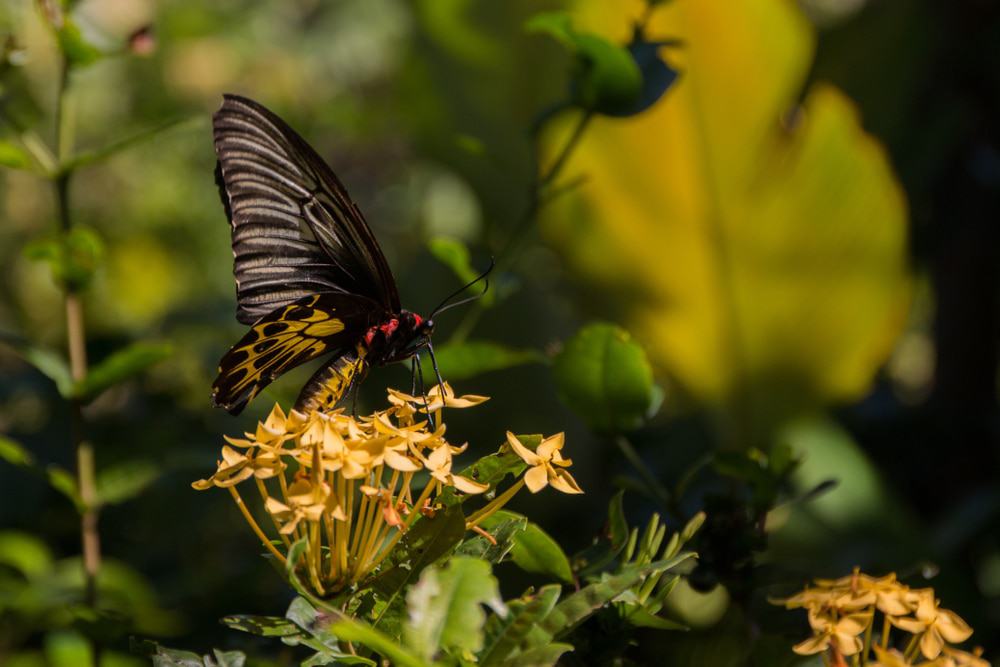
[615,435,671,508]
[51,53,101,667]
[860,615,874,666]
[902,634,922,662]
[466,478,526,527]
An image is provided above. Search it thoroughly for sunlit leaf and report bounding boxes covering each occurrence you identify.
[0,531,53,579]
[552,322,656,433]
[330,616,427,667]
[421,340,543,380]
[404,556,504,661]
[51,18,103,68]
[220,614,302,638]
[45,631,92,667]
[0,140,31,169]
[72,342,172,401]
[505,516,574,584]
[543,0,911,433]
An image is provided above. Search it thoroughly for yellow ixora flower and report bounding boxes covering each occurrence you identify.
[891,590,973,660]
[774,569,986,667]
[192,385,582,598]
[792,608,871,657]
[505,432,583,494]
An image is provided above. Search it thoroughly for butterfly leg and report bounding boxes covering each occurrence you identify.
[410,354,419,395]
[411,352,435,429]
[426,342,447,409]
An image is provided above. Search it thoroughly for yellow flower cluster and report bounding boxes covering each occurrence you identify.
[773,568,987,667]
[193,383,581,597]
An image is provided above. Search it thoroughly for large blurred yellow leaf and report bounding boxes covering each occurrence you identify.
[544,0,911,420]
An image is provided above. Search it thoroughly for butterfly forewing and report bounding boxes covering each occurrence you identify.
[213,94,399,325]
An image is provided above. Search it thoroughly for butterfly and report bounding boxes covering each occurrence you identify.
[210,94,487,415]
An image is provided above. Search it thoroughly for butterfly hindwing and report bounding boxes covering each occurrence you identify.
[213,94,401,325]
[212,292,385,415]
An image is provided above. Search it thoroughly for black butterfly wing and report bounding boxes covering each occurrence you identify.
[212,292,385,415]
[213,94,401,325]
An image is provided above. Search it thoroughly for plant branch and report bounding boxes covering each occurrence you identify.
[52,55,102,648]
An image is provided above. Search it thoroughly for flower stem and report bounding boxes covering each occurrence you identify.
[255,477,290,548]
[466,478,525,527]
[371,479,438,571]
[228,487,285,564]
[880,614,891,650]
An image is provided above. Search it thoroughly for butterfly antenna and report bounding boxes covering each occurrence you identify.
[430,257,495,318]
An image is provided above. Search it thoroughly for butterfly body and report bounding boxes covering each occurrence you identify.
[210,95,436,415]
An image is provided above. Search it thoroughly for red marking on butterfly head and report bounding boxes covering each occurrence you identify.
[412,314,423,327]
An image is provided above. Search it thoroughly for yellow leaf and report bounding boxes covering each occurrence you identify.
[543,0,911,418]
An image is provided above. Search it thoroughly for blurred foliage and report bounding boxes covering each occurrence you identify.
[0,0,998,664]
[543,0,912,437]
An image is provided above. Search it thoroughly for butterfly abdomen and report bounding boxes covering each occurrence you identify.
[295,345,369,412]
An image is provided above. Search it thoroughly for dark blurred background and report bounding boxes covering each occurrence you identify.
[1,0,998,664]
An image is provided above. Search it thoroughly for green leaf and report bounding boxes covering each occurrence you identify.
[0,335,74,396]
[480,585,561,667]
[437,444,528,507]
[428,236,477,285]
[370,505,467,630]
[540,557,694,638]
[456,512,527,563]
[420,341,544,381]
[130,639,244,667]
[0,140,31,169]
[330,616,428,667]
[526,12,642,115]
[507,519,574,584]
[96,460,160,506]
[219,614,303,638]
[54,19,103,67]
[72,342,172,401]
[209,650,245,667]
[281,597,373,663]
[499,643,574,667]
[552,322,655,433]
[427,236,495,307]
[0,435,34,467]
[284,539,338,613]
[624,605,688,631]
[0,531,53,578]
[45,631,92,667]
[404,556,504,662]
[0,433,81,509]
[46,465,83,510]
[24,226,104,292]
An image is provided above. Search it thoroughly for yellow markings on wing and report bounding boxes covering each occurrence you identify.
[225,299,344,395]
